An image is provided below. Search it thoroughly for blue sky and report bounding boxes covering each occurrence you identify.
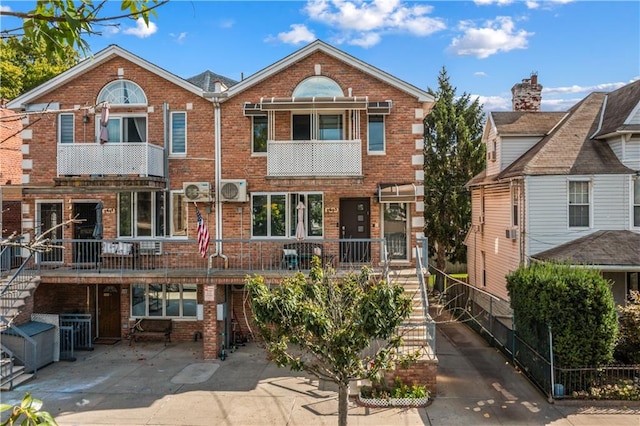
[2,1,639,111]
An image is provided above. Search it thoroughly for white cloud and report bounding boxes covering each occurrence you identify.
[301,0,446,47]
[543,79,637,94]
[0,5,11,12]
[476,94,511,111]
[274,24,316,45]
[474,71,488,77]
[219,19,234,29]
[448,16,533,58]
[170,32,187,44]
[474,0,514,6]
[525,1,539,9]
[122,18,158,38]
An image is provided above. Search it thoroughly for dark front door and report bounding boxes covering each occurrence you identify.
[339,198,370,263]
[98,285,121,338]
[73,202,99,264]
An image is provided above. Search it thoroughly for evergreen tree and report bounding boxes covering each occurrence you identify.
[423,67,485,279]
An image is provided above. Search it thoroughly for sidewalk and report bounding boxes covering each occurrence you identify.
[1,321,638,425]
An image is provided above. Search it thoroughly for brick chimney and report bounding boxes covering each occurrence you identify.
[511,73,542,112]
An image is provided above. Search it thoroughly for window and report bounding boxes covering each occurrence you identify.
[383,203,408,260]
[569,181,590,227]
[292,76,344,97]
[97,80,147,106]
[293,113,343,140]
[368,114,385,153]
[131,283,197,318]
[253,115,268,153]
[511,184,519,227]
[171,192,187,236]
[59,114,74,143]
[170,112,186,155]
[103,116,147,143]
[252,193,323,238]
[118,192,165,237]
[634,179,640,227]
[38,202,63,262]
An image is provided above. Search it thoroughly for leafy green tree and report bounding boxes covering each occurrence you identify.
[246,259,414,426]
[423,67,485,280]
[0,37,79,100]
[506,262,618,367]
[0,0,167,61]
[615,290,640,364]
[0,393,58,425]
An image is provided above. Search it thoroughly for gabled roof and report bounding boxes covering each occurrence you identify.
[7,45,204,109]
[533,230,640,267]
[223,40,434,103]
[187,70,238,92]
[489,111,566,136]
[497,92,633,180]
[591,79,640,138]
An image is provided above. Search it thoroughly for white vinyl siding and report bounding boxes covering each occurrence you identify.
[608,135,640,170]
[500,136,542,169]
[526,175,630,257]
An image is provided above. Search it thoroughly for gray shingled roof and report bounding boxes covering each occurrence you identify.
[592,79,640,138]
[491,112,566,135]
[498,91,633,180]
[187,70,238,92]
[533,230,640,266]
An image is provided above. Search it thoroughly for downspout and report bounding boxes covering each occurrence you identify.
[163,103,170,226]
[209,94,227,268]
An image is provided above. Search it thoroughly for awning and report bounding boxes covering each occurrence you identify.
[367,101,392,115]
[378,183,418,203]
[244,98,393,114]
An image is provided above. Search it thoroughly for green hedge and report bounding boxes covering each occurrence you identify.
[506,262,618,368]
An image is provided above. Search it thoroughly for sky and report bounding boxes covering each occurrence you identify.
[1,0,639,112]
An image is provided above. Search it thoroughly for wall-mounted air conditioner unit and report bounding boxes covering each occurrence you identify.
[506,228,517,240]
[183,182,212,202]
[219,179,248,202]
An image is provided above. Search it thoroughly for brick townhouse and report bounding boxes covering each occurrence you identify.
[4,40,433,359]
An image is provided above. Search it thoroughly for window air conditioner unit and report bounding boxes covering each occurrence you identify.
[183,182,212,202]
[219,179,248,202]
[506,228,517,240]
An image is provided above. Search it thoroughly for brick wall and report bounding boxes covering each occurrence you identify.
[384,359,438,395]
[0,107,22,185]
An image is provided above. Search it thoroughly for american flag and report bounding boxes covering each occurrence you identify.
[195,206,210,259]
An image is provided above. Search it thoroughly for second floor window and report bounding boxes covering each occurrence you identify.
[511,185,519,227]
[569,181,590,227]
[634,179,640,227]
[170,112,186,155]
[368,114,385,153]
[59,113,74,143]
[292,113,343,140]
[103,116,147,143]
[253,115,268,153]
[252,192,323,238]
[118,191,165,237]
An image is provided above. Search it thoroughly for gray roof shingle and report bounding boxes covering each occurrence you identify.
[533,230,640,266]
[592,79,640,138]
[491,112,566,135]
[187,70,238,92]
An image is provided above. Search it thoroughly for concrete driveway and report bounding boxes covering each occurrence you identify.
[1,320,638,425]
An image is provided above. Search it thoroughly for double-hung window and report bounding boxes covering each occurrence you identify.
[569,180,590,227]
[253,115,268,153]
[634,179,640,227]
[252,193,323,238]
[170,112,186,155]
[131,283,197,318]
[368,115,385,153]
[59,114,74,143]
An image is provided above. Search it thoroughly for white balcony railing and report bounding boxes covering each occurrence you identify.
[267,140,362,177]
[57,142,165,177]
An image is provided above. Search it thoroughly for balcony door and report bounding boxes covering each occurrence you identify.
[73,202,99,265]
[339,198,370,263]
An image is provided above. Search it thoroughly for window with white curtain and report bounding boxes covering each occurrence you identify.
[102,116,147,143]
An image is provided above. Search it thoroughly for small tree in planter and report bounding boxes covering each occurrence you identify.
[246,258,414,426]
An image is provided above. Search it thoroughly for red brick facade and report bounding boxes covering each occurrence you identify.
[6,42,431,361]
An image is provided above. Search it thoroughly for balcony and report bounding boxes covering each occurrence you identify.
[18,238,386,278]
[57,143,165,177]
[267,140,362,177]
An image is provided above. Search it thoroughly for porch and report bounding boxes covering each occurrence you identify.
[18,238,389,278]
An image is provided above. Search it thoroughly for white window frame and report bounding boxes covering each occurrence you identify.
[97,114,148,143]
[118,191,165,238]
[511,184,519,227]
[130,283,197,318]
[97,80,147,106]
[633,177,640,228]
[367,114,385,154]
[170,111,187,155]
[568,179,591,228]
[58,113,74,144]
[291,111,345,141]
[251,192,324,238]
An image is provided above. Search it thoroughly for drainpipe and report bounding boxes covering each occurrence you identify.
[207,94,227,268]
[163,103,170,223]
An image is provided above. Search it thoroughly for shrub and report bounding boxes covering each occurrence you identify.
[506,262,618,368]
[614,291,640,364]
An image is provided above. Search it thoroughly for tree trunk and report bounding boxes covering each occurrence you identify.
[338,382,349,426]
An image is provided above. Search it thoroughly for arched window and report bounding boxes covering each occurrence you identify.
[292,76,343,98]
[97,80,147,106]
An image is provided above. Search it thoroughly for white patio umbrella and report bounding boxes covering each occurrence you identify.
[99,103,109,143]
[296,201,306,240]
